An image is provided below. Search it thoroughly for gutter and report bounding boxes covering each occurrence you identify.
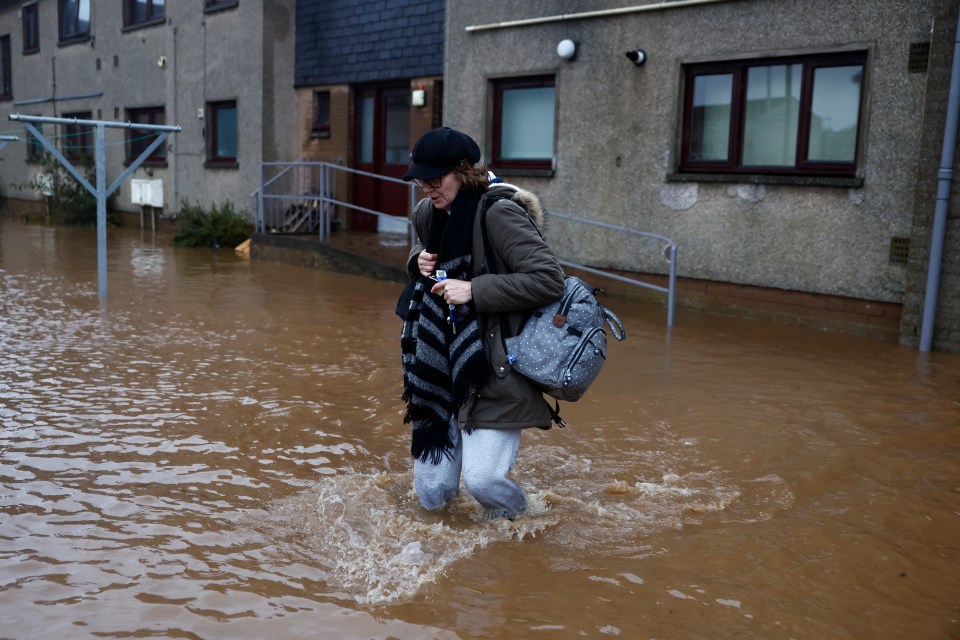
[14,92,103,106]
[465,0,741,32]
[920,10,960,352]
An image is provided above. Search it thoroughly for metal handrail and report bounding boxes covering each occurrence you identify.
[544,210,677,327]
[255,161,677,326]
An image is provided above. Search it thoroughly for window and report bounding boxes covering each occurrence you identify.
[62,111,92,165]
[22,4,39,54]
[0,36,10,99]
[126,106,166,165]
[124,0,164,28]
[59,0,90,43]
[680,51,867,177]
[311,90,330,138]
[207,100,237,165]
[491,75,555,172]
[26,122,43,163]
[205,0,238,11]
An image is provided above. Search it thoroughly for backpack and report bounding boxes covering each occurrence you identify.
[504,275,625,402]
[480,194,626,409]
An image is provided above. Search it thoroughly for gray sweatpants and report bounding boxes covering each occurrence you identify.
[413,418,526,520]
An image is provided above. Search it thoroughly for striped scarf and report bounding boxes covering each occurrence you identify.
[400,190,489,463]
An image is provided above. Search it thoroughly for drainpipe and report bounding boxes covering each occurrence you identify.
[920,10,960,352]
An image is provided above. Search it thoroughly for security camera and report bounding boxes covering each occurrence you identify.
[625,49,647,66]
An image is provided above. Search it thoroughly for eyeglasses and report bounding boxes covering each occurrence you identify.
[414,174,446,190]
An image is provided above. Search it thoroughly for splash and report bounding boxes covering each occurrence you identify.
[252,472,558,604]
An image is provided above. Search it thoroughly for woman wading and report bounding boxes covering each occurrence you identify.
[398,127,564,520]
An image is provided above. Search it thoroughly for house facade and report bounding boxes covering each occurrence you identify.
[0,0,297,219]
[441,0,959,351]
[293,0,444,233]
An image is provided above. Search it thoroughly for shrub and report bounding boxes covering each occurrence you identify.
[18,155,119,226]
[173,199,253,248]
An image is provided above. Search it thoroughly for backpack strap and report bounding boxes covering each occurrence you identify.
[480,193,565,429]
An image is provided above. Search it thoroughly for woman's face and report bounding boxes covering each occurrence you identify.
[421,172,461,211]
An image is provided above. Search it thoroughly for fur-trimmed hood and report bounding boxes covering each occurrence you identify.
[485,183,545,230]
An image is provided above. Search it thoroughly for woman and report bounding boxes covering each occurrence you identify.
[399,127,565,520]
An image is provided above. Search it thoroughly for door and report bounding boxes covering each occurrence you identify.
[353,84,411,232]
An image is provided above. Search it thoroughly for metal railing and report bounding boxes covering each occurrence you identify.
[253,161,677,326]
[253,161,417,244]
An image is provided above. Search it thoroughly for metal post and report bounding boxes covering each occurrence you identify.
[95,123,107,298]
[319,163,326,241]
[258,162,265,233]
[667,245,677,328]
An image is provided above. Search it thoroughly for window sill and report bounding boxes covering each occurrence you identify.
[489,167,555,179]
[204,1,239,14]
[310,130,331,139]
[124,159,167,168]
[205,160,239,169]
[122,18,166,33]
[57,34,91,48]
[666,172,864,188]
[22,47,39,56]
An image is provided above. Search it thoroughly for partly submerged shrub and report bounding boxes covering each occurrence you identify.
[18,155,119,226]
[173,199,253,248]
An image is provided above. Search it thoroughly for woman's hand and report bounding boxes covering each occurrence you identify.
[431,279,473,305]
[418,251,438,277]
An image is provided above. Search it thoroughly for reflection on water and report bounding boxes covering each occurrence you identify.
[1,219,959,639]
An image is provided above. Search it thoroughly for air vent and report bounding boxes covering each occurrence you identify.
[889,237,910,265]
[909,42,930,73]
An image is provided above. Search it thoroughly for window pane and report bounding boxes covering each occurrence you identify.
[0,36,10,97]
[23,5,39,52]
[358,96,374,164]
[27,123,42,160]
[312,91,330,133]
[742,64,801,167]
[216,105,237,158]
[500,86,554,160]
[77,0,90,32]
[689,74,732,162]
[384,94,410,164]
[62,0,77,36]
[132,0,149,22]
[808,65,862,163]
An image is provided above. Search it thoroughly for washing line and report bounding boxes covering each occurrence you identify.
[9,113,181,299]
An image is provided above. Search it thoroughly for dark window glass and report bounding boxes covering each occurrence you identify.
[59,0,91,42]
[62,111,93,165]
[680,52,867,177]
[311,91,330,137]
[208,100,237,165]
[126,106,166,165]
[22,4,39,54]
[0,36,11,99]
[124,0,164,28]
[26,122,43,162]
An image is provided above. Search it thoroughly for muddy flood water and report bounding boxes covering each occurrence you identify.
[1,218,959,640]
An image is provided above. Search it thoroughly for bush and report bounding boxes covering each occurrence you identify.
[173,199,253,248]
[18,155,119,226]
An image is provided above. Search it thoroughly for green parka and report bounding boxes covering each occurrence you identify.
[406,184,565,430]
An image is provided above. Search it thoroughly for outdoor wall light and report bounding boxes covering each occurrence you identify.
[625,49,648,66]
[557,39,577,61]
[412,83,426,108]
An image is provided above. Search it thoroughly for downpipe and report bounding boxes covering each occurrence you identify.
[920,10,960,352]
